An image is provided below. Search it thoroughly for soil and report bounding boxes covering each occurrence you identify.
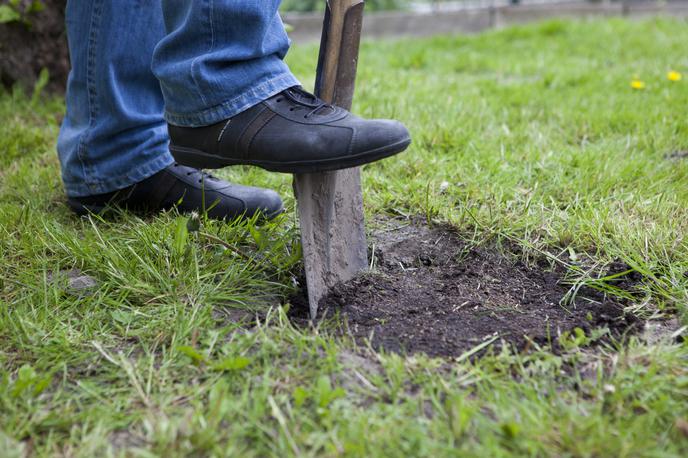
[47,268,98,297]
[0,0,69,93]
[289,220,639,358]
[666,150,688,160]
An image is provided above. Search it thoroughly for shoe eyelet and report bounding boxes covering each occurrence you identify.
[276,98,283,102]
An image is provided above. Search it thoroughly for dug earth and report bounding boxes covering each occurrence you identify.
[291,220,639,358]
[0,0,69,92]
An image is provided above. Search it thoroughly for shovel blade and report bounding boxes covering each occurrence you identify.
[294,169,367,318]
[294,0,367,318]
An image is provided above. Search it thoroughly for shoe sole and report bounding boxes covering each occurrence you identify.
[169,137,411,174]
[68,200,106,216]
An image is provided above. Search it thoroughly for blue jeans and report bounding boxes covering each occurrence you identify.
[58,0,300,197]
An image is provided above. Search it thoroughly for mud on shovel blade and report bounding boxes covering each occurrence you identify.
[293,0,367,319]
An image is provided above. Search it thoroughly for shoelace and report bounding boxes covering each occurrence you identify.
[282,86,333,119]
[174,163,218,184]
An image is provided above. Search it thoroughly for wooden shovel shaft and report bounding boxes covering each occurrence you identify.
[315,0,365,108]
[293,0,367,318]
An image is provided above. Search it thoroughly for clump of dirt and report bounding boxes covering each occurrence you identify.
[666,150,688,160]
[290,221,638,358]
[0,0,69,92]
[47,268,98,297]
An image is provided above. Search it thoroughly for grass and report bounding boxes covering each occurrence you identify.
[1,17,687,457]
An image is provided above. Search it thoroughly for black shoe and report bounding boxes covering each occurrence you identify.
[67,163,284,220]
[168,86,411,173]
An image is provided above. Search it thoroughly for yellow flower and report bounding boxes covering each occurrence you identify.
[630,79,646,90]
[668,70,682,82]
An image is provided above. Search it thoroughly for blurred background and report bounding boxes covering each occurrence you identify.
[1,0,687,93]
[281,0,683,12]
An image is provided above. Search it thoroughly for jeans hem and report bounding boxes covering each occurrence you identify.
[164,72,300,127]
[63,151,175,198]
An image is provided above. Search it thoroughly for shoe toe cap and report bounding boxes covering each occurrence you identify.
[214,185,283,220]
[352,119,411,155]
[248,187,284,219]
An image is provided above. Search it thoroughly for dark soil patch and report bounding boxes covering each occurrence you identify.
[0,0,69,93]
[666,150,688,160]
[289,221,638,358]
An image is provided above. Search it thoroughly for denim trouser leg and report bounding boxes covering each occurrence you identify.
[58,0,174,197]
[153,0,300,127]
[58,0,300,197]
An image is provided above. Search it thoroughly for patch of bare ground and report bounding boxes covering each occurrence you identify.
[290,220,640,358]
[666,150,688,160]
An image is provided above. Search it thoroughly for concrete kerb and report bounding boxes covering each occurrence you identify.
[283,1,688,44]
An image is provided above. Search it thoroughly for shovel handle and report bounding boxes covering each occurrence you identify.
[314,0,365,110]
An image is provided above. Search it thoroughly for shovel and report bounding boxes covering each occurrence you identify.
[293,0,367,318]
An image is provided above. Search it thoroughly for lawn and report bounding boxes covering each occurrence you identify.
[1,17,687,457]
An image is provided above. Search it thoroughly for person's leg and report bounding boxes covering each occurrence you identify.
[153,0,300,127]
[57,0,283,219]
[154,0,410,173]
[58,0,172,198]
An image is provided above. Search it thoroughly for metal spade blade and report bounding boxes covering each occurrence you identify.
[293,0,367,318]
